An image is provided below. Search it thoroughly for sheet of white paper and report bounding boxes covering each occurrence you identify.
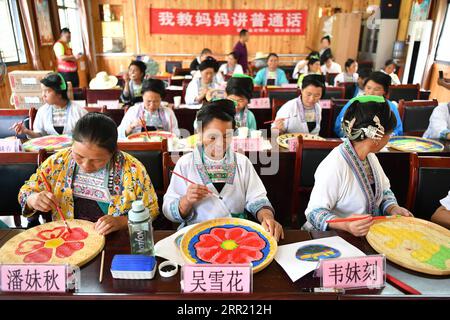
[154,224,198,266]
[178,104,203,109]
[274,236,366,282]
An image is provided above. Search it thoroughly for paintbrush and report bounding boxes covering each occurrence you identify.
[170,170,223,200]
[39,172,72,233]
[326,215,402,224]
[264,114,298,124]
[139,117,151,141]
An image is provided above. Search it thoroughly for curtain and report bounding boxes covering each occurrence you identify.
[422,0,448,89]
[18,0,43,70]
[78,0,97,78]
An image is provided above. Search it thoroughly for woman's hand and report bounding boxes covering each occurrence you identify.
[11,121,29,136]
[26,191,58,213]
[126,118,143,136]
[388,205,414,217]
[343,214,374,237]
[272,118,285,133]
[184,184,210,205]
[257,209,284,241]
[95,215,127,236]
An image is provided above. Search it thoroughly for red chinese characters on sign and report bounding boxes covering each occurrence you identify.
[150,9,307,35]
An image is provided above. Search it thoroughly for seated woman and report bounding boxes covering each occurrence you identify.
[190,48,213,75]
[273,74,325,135]
[334,71,403,137]
[297,55,322,87]
[353,68,372,98]
[431,190,450,229]
[292,51,320,80]
[185,57,221,105]
[381,59,401,85]
[423,102,450,140]
[305,96,413,236]
[218,52,244,79]
[13,72,87,138]
[226,74,257,131]
[254,53,288,87]
[320,53,342,75]
[120,60,146,106]
[163,99,284,240]
[117,79,179,139]
[18,112,159,235]
[334,58,358,86]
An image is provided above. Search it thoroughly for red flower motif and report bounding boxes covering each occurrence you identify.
[194,227,266,264]
[15,227,88,263]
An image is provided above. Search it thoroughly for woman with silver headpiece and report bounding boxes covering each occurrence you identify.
[303,95,413,237]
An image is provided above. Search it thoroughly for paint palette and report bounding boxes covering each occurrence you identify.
[366,217,450,275]
[387,136,444,153]
[180,218,278,273]
[276,133,325,149]
[0,219,105,267]
[22,134,72,152]
[127,131,176,142]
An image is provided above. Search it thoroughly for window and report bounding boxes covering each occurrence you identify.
[57,0,83,54]
[0,0,27,65]
[435,3,450,64]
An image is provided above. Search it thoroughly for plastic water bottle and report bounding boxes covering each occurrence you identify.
[128,200,154,256]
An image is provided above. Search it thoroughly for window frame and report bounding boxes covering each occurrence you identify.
[1,0,27,66]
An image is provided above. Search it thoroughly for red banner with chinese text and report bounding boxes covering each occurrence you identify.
[150,8,307,35]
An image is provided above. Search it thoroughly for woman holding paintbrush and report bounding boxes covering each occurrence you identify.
[18,112,159,235]
[163,99,284,241]
[271,74,325,135]
[117,78,179,139]
[304,95,413,237]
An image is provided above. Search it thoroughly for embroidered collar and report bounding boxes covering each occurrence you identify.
[138,104,169,131]
[296,97,321,131]
[339,139,382,215]
[235,108,249,128]
[193,145,237,185]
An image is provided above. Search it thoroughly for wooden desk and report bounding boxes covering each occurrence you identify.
[1,229,447,299]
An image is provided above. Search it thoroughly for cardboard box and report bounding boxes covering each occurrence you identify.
[8,70,52,92]
[12,91,44,109]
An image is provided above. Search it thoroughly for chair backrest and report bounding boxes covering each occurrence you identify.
[173,67,191,76]
[337,82,358,99]
[398,99,439,136]
[387,84,420,102]
[325,73,339,86]
[165,61,182,74]
[358,60,373,70]
[291,136,342,227]
[118,140,168,196]
[406,154,450,220]
[73,87,87,101]
[327,98,349,138]
[84,106,125,126]
[322,86,345,100]
[0,151,45,227]
[271,98,290,120]
[86,89,122,104]
[162,151,182,192]
[0,108,35,139]
[267,89,299,106]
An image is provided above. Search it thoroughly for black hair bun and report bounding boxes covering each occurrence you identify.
[199,56,219,72]
[142,78,166,98]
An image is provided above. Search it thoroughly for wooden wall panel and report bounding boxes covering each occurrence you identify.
[429,63,450,103]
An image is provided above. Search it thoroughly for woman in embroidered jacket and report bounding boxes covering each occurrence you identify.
[304,96,413,237]
[423,102,450,140]
[163,99,284,241]
[272,74,325,135]
[120,60,146,106]
[12,72,87,138]
[185,57,221,105]
[225,74,257,131]
[253,53,288,87]
[19,113,159,235]
[117,79,179,139]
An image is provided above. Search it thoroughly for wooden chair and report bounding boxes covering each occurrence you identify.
[173,67,191,77]
[325,73,339,86]
[326,98,349,138]
[0,150,48,227]
[162,151,182,192]
[271,98,290,121]
[72,87,87,101]
[86,89,122,104]
[406,154,450,220]
[0,108,36,139]
[165,61,182,74]
[322,86,345,100]
[398,99,439,136]
[337,82,358,99]
[387,84,420,102]
[291,136,343,228]
[84,106,125,126]
[266,87,299,107]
